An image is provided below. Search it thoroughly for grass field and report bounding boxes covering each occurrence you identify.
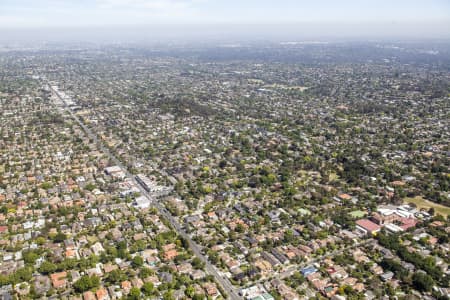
[404,196,450,217]
[349,210,367,218]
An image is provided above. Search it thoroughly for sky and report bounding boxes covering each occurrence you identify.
[0,0,449,40]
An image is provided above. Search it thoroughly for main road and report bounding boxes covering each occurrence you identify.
[48,84,241,300]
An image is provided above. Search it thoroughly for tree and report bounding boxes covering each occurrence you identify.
[0,206,7,214]
[85,183,96,192]
[193,294,205,300]
[54,259,72,271]
[142,282,154,296]
[73,275,100,293]
[219,160,227,169]
[207,251,219,264]
[412,272,434,292]
[128,287,141,300]
[0,274,10,286]
[235,223,245,233]
[39,261,57,275]
[10,267,33,284]
[163,290,175,300]
[36,237,46,245]
[140,267,154,279]
[185,285,195,298]
[107,269,126,284]
[132,256,144,267]
[23,250,40,264]
[191,257,204,269]
[53,232,66,243]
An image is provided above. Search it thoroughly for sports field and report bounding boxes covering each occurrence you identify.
[404,196,450,217]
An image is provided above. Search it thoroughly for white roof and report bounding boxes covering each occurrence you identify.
[378,208,395,216]
[105,166,122,173]
[385,223,403,233]
[134,196,151,208]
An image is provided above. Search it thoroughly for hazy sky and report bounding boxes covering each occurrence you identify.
[1,0,449,28]
[0,0,449,42]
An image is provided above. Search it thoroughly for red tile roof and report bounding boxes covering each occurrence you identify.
[356,219,381,233]
[399,217,417,230]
